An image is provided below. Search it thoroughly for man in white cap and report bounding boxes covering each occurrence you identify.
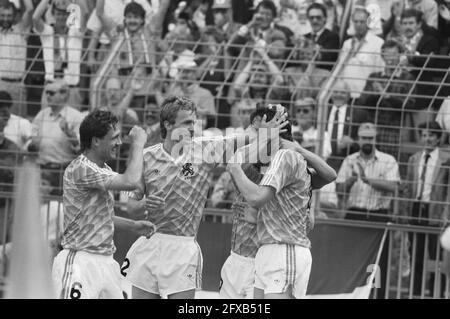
[211,0,241,41]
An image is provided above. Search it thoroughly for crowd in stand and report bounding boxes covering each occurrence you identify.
[1,0,450,298]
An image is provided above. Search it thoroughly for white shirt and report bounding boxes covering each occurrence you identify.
[417,148,439,202]
[327,104,348,142]
[336,150,401,210]
[436,96,450,131]
[4,114,32,151]
[339,33,385,98]
[0,23,29,79]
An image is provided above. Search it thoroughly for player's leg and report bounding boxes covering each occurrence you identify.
[132,286,161,299]
[291,245,312,299]
[122,236,161,298]
[99,256,126,299]
[158,235,203,300]
[219,254,238,299]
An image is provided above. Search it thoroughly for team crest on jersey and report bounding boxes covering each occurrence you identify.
[182,163,195,179]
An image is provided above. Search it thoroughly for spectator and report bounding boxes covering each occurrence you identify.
[405,0,438,30]
[32,0,85,109]
[336,122,401,298]
[400,9,440,115]
[29,80,84,195]
[0,108,21,167]
[404,121,450,297]
[436,95,450,144]
[291,97,332,159]
[86,0,156,72]
[358,39,417,161]
[0,0,33,116]
[280,37,330,100]
[326,80,369,171]
[304,2,340,71]
[111,0,170,77]
[337,8,385,99]
[142,96,163,148]
[0,91,32,151]
[211,0,241,41]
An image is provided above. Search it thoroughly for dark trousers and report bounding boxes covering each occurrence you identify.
[346,208,391,299]
[408,201,445,297]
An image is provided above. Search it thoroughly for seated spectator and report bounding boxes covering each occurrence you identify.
[400,9,440,114]
[304,2,340,71]
[29,80,84,195]
[404,121,450,297]
[291,97,332,159]
[337,8,385,99]
[0,0,33,116]
[0,91,32,151]
[280,37,330,100]
[336,122,401,298]
[358,39,417,161]
[326,80,369,171]
[32,0,85,109]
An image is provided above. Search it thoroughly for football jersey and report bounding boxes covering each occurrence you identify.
[129,138,226,237]
[257,149,313,248]
[61,154,118,255]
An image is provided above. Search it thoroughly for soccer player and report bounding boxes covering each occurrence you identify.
[227,112,336,299]
[220,107,336,299]
[122,97,287,299]
[52,110,156,299]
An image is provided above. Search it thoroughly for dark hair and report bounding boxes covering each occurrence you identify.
[241,163,263,184]
[418,121,443,139]
[255,0,277,18]
[381,39,404,53]
[124,2,146,19]
[401,8,423,23]
[80,110,119,152]
[0,91,12,109]
[160,96,196,139]
[0,1,17,14]
[307,2,327,19]
[250,107,293,141]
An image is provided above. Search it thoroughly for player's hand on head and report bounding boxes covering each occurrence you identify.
[133,220,157,239]
[129,125,148,146]
[259,112,288,133]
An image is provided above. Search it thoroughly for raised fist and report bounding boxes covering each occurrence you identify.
[129,125,147,146]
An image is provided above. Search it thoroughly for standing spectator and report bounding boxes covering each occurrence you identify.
[0,91,32,151]
[336,122,401,298]
[400,9,440,116]
[291,97,332,159]
[326,81,369,171]
[32,0,85,109]
[0,0,33,116]
[211,0,241,41]
[29,80,84,195]
[337,8,385,99]
[404,121,450,297]
[358,39,417,162]
[304,2,340,71]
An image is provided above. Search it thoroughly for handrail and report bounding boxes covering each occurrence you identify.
[90,34,126,110]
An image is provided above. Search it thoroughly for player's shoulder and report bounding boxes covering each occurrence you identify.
[69,154,107,179]
[274,148,305,162]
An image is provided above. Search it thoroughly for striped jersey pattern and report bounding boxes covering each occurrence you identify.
[129,140,219,237]
[61,154,118,255]
[230,194,259,258]
[258,149,313,248]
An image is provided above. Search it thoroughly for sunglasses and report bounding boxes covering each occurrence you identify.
[295,108,311,114]
[46,89,68,96]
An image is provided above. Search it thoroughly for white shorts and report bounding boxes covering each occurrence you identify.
[52,249,124,299]
[255,244,312,299]
[219,251,255,299]
[123,233,203,298]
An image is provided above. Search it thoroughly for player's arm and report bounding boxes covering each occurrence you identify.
[281,139,337,189]
[112,216,155,238]
[228,163,275,208]
[105,126,147,191]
